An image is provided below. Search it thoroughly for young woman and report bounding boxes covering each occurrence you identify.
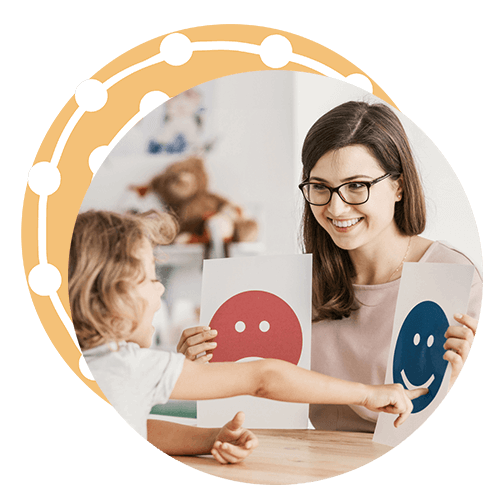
[179,100,482,433]
[298,100,481,431]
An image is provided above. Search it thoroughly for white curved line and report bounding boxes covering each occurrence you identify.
[401,369,435,391]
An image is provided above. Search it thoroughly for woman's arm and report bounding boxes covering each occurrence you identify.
[171,358,427,427]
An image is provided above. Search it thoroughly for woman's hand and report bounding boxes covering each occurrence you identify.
[211,412,259,464]
[363,384,428,428]
[444,313,477,390]
[177,326,218,363]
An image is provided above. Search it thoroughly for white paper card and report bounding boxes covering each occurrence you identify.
[373,262,474,446]
[197,254,312,429]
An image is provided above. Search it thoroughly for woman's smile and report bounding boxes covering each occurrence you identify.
[329,217,364,230]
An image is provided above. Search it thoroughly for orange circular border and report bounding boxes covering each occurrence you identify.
[21,24,397,403]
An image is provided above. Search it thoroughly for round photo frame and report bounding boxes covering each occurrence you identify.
[21,24,399,403]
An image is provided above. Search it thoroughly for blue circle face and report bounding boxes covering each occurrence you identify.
[393,301,449,413]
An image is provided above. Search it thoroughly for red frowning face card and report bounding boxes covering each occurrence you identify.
[197,254,311,429]
[209,290,302,365]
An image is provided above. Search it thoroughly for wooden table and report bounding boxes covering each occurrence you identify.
[172,429,392,485]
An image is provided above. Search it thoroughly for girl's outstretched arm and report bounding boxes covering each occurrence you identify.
[170,358,427,427]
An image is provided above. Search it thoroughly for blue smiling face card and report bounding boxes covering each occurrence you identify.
[373,262,474,447]
[392,300,450,414]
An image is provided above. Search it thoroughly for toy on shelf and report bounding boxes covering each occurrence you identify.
[128,156,259,258]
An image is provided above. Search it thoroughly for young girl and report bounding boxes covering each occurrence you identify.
[69,209,426,464]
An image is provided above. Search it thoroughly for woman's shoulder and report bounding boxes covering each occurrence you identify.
[419,240,478,268]
[420,240,483,318]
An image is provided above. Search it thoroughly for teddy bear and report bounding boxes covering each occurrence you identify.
[128,156,258,257]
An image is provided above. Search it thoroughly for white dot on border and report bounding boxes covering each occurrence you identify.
[160,33,193,66]
[88,146,109,174]
[427,335,435,348]
[259,34,293,69]
[139,91,170,115]
[28,264,62,296]
[345,73,374,93]
[75,79,108,112]
[413,333,420,346]
[28,162,61,196]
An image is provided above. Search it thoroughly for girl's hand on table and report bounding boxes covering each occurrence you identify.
[444,313,477,390]
[177,326,218,363]
[211,412,258,464]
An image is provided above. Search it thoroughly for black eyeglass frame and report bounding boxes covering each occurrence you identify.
[298,172,399,206]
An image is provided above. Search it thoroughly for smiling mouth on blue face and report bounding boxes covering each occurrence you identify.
[400,370,435,391]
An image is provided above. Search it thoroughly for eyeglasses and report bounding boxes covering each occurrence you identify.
[299,173,397,206]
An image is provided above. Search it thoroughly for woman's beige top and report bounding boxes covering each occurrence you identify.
[309,241,483,432]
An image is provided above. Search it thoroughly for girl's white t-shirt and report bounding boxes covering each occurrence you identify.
[83,341,186,438]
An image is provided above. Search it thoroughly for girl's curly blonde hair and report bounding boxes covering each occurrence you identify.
[69,210,178,350]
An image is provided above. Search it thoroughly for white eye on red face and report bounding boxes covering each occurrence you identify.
[234,320,271,333]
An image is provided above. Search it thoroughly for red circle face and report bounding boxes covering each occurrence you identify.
[209,290,303,365]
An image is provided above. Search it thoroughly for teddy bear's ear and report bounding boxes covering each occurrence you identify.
[183,156,205,174]
[191,156,204,169]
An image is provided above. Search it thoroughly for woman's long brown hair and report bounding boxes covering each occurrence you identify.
[301,101,426,321]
